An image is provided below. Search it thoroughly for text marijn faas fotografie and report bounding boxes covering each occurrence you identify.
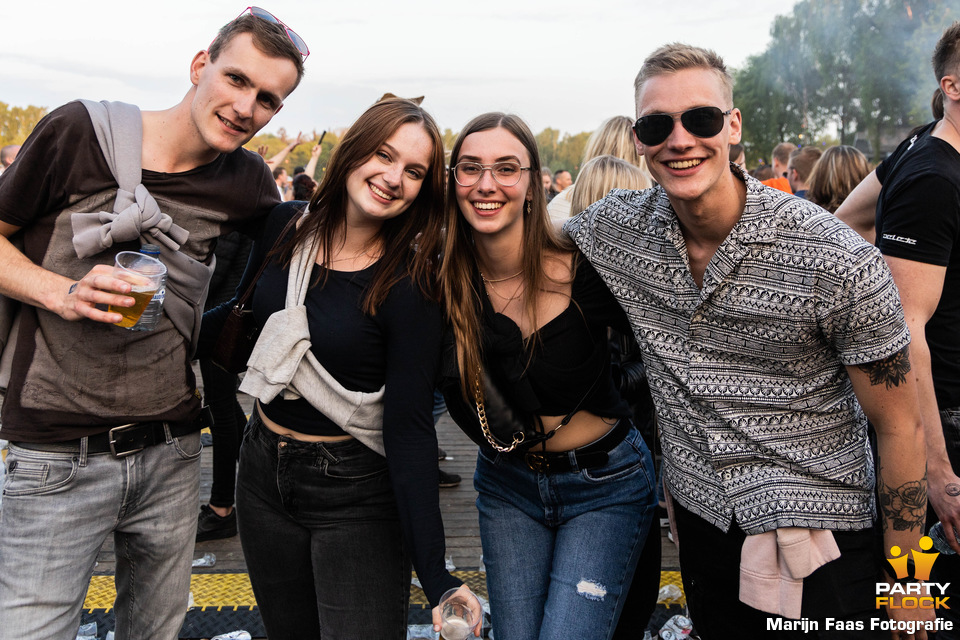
[768,581,952,635]
[768,616,952,635]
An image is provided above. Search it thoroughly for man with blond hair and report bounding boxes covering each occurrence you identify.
[0,8,306,638]
[567,42,932,637]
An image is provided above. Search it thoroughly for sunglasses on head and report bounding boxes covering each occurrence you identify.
[238,6,310,61]
[633,106,732,146]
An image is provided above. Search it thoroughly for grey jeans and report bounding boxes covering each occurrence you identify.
[0,428,202,640]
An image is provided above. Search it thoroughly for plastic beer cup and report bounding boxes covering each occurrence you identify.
[439,587,482,640]
[109,251,167,329]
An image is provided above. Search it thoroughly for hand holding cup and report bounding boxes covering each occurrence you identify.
[434,586,483,640]
[108,251,166,328]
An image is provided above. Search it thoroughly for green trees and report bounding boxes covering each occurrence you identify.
[535,128,591,178]
[0,102,48,147]
[733,0,959,164]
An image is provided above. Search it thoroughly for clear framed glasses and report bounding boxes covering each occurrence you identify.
[453,161,531,187]
[239,6,310,61]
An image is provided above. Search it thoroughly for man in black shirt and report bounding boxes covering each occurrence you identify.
[839,20,960,638]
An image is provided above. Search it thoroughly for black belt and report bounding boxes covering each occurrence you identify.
[13,413,208,458]
[522,418,631,474]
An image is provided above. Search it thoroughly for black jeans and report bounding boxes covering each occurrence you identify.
[198,357,246,508]
[673,501,888,639]
[236,413,411,639]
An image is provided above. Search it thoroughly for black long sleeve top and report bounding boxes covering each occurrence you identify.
[200,201,460,605]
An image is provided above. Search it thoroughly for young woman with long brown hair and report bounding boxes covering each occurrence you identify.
[438,113,657,639]
[203,97,474,639]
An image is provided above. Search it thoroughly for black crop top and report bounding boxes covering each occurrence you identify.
[441,256,634,450]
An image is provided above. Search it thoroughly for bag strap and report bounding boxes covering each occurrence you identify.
[533,358,606,452]
[235,212,301,311]
[474,357,606,454]
[474,368,526,453]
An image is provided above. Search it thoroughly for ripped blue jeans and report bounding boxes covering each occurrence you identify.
[474,422,656,640]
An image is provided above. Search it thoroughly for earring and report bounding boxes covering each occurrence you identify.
[526,200,531,216]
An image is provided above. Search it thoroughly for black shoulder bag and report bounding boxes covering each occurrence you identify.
[211,214,299,374]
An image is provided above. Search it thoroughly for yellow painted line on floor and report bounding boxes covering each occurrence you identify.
[85,570,684,611]
[85,574,257,610]
[659,570,685,605]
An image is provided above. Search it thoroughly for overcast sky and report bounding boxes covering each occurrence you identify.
[2,0,797,138]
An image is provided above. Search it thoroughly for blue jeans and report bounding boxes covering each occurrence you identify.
[236,412,411,640]
[474,423,656,640]
[0,428,202,640]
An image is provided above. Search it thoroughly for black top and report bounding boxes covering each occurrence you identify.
[441,256,634,453]
[200,201,460,605]
[876,122,960,409]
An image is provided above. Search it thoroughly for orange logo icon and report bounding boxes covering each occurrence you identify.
[887,536,939,582]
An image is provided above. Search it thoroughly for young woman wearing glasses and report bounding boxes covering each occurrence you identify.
[438,113,657,640]
[203,98,474,639]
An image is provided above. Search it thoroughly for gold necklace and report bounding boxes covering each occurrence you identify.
[484,277,524,304]
[480,270,523,283]
[327,242,382,264]
[329,250,379,264]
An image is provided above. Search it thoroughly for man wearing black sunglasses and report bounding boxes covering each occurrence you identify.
[0,8,305,639]
[567,43,932,639]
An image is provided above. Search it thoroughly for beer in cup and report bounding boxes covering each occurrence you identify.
[109,251,167,329]
[439,587,482,640]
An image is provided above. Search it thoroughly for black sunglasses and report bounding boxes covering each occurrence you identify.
[633,107,732,146]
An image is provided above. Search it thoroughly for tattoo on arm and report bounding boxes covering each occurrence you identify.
[947,483,960,497]
[857,346,911,389]
[878,465,928,532]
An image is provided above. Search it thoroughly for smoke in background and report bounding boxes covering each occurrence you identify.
[732,0,960,164]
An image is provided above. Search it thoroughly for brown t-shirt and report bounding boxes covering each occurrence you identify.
[0,101,279,442]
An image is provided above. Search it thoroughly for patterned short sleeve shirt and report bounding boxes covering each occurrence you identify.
[564,168,909,534]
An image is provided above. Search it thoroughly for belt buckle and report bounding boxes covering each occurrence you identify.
[109,423,145,458]
[524,452,550,473]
